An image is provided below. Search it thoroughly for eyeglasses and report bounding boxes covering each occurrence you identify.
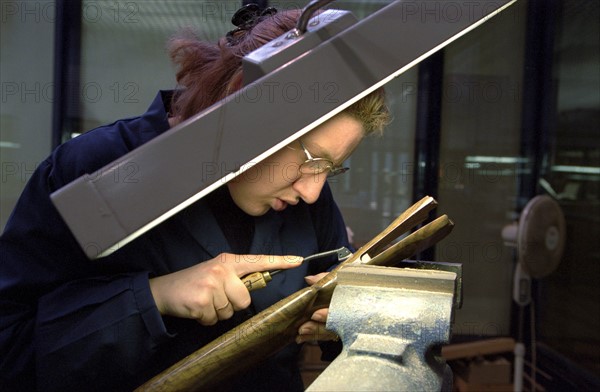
[288,140,349,178]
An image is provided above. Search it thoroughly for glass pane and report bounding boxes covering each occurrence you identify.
[538,0,600,376]
[77,0,242,134]
[437,0,528,335]
[329,70,417,247]
[0,0,55,231]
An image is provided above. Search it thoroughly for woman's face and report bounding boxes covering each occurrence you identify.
[227,113,364,216]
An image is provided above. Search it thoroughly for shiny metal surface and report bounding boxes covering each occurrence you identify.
[307,264,457,391]
[50,0,516,258]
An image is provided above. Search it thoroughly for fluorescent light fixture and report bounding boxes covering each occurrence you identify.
[465,156,528,164]
[51,0,517,259]
[551,165,600,175]
[0,141,21,149]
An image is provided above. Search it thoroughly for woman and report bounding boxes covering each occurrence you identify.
[0,6,389,391]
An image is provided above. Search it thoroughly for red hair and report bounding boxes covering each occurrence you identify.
[168,10,301,123]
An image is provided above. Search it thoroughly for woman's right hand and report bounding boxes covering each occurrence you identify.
[149,253,302,325]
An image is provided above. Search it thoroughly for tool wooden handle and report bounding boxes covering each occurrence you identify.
[368,215,454,267]
[136,197,452,391]
[242,271,272,291]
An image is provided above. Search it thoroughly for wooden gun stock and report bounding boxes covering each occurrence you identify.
[137,196,453,391]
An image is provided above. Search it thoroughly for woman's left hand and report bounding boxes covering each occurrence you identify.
[295,273,339,344]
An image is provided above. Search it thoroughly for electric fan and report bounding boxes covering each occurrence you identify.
[501,195,566,392]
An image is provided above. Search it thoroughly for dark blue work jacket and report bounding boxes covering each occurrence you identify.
[0,91,350,391]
